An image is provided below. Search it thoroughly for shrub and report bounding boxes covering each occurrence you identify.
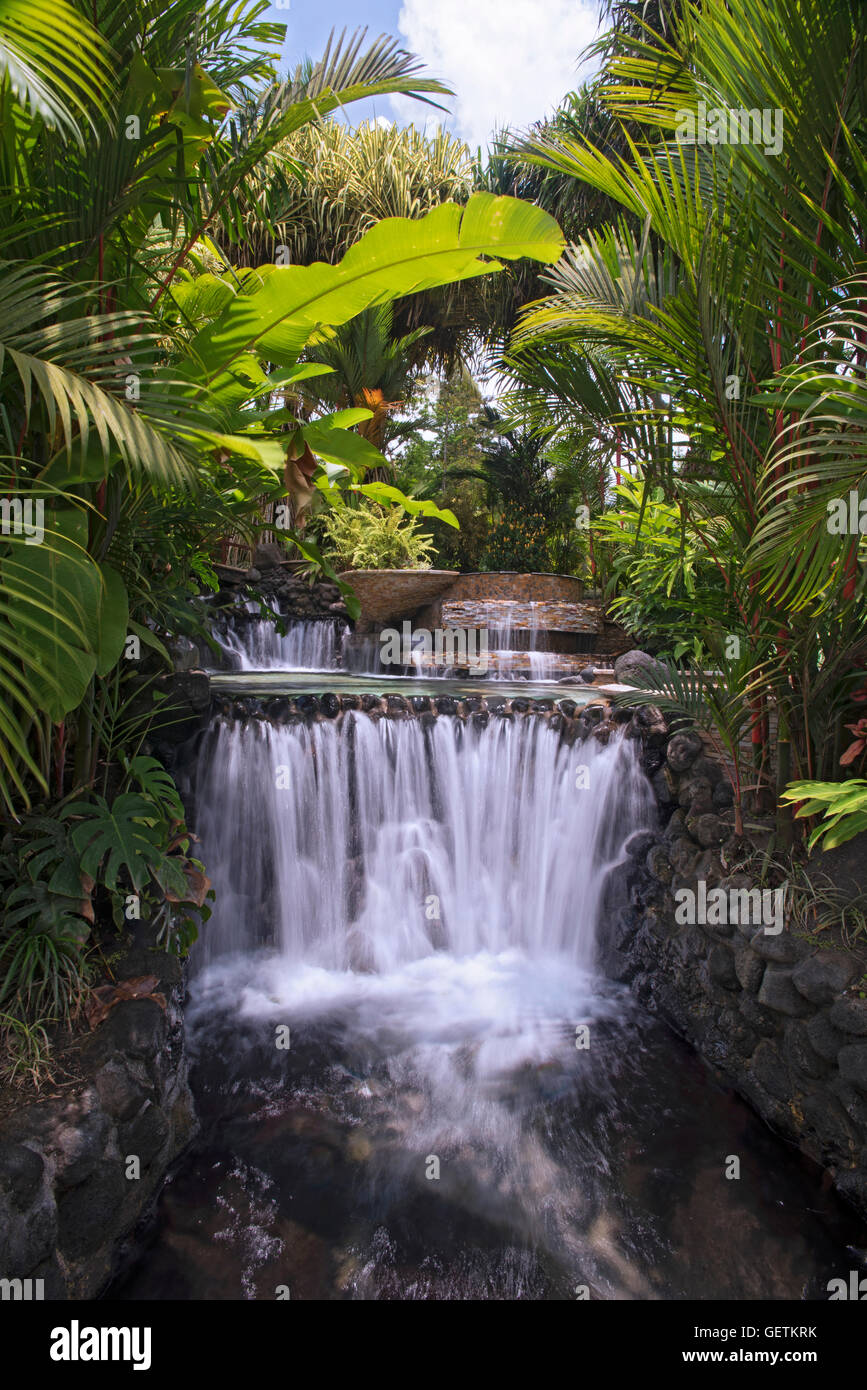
[322,503,435,570]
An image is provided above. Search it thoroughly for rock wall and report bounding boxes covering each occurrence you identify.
[606,721,867,1220]
[0,926,196,1299]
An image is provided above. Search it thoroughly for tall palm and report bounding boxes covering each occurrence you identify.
[509,0,867,822]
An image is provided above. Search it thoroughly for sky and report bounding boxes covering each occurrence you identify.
[264,0,602,150]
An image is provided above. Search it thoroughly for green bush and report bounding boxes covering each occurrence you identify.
[481,511,552,572]
[322,503,435,570]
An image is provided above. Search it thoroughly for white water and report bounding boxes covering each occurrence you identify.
[214,616,350,671]
[122,710,865,1300]
[193,714,652,971]
[187,713,656,1295]
[212,599,576,679]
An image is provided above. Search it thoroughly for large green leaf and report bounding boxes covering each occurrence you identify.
[0,0,111,141]
[62,793,165,892]
[185,194,564,393]
[3,506,101,722]
[95,563,129,679]
[353,482,459,528]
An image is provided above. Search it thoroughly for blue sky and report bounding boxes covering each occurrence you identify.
[262,0,602,151]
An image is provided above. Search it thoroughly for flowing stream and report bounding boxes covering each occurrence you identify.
[113,712,866,1300]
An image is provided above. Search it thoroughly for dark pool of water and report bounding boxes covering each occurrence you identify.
[109,955,866,1302]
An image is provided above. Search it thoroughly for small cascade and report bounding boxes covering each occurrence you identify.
[211,609,349,672]
[487,601,565,681]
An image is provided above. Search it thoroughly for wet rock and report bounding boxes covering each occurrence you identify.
[806,1011,846,1061]
[320,693,340,718]
[691,756,723,786]
[531,698,554,712]
[411,696,431,713]
[636,703,664,727]
[614,649,665,686]
[791,952,859,1005]
[435,696,457,715]
[678,775,713,809]
[757,966,812,1017]
[385,694,409,715]
[783,1021,829,1079]
[0,1195,55,1274]
[295,694,321,718]
[582,703,605,724]
[626,829,657,859]
[708,944,738,989]
[253,544,284,571]
[734,944,765,993]
[801,1090,861,1156]
[119,1102,170,1165]
[646,845,673,883]
[340,694,360,711]
[57,1161,126,1260]
[668,836,702,876]
[750,930,810,964]
[510,698,529,713]
[835,1169,867,1209]
[691,813,728,848]
[651,765,679,806]
[557,699,577,718]
[712,780,735,810]
[360,694,380,712]
[265,697,290,722]
[95,1062,147,1122]
[665,730,704,773]
[838,1045,867,1094]
[85,1000,167,1067]
[662,808,688,840]
[579,666,596,683]
[167,636,199,672]
[0,1142,44,1210]
[829,997,867,1035]
[738,995,781,1037]
[750,1040,792,1100]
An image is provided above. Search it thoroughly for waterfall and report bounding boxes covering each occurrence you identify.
[191,713,653,971]
[117,709,863,1302]
[212,615,349,671]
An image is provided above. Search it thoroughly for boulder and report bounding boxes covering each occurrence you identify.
[613,649,664,687]
[791,952,859,1005]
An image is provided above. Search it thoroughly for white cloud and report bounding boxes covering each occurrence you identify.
[392,0,601,151]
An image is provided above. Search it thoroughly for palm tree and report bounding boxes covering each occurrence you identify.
[508,0,867,827]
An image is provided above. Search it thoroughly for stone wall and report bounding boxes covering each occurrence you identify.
[0,926,196,1298]
[606,722,867,1219]
[416,571,584,630]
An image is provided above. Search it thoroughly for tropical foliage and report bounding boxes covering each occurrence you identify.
[0,0,563,1070]
[502,0,867,839]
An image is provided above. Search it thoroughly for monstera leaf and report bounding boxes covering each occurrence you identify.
[62,793,165,891]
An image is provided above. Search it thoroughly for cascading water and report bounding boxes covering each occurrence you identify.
[114,710,867,1301]
[192,714,650,969]
[212,611,349,671]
